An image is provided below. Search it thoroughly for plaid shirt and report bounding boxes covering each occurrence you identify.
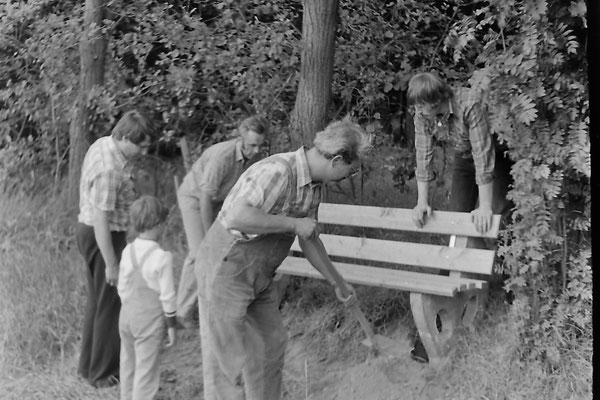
[78,136,136,231]
[219,147,322,240]
[414,88,495,186]
[179,138,248,202]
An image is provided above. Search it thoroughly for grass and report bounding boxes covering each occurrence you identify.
[0,151,592,399]
[0,184,184,399]
[0,189,83,377]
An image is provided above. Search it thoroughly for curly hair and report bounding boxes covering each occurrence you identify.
[313,116,372,164]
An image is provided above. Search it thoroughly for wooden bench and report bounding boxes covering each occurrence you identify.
[277,203,500,366]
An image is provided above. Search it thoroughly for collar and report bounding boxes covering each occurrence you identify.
[136,236,159,243]
[295,146,316,188]
[108,136,127,167]
[448,95,457,117]
[235,138,245,163]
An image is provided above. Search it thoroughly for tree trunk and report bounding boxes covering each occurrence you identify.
[67,0,107,205]
[289,0,339,148]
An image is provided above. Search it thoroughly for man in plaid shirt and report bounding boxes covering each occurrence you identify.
[195,117,371,400]
[407,72,513,362]
[76,110,154,388]
[176,115,270,328]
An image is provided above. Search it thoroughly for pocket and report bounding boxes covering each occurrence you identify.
[215,256,253,279]
[212,239,252,277]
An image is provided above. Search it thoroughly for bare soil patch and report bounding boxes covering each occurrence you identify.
[156,323,451,400]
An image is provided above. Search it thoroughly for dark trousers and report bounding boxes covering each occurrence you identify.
[76,223,126,387]
[448,149,514,227]
[412,150,514,357]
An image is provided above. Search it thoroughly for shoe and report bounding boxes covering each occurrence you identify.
[91,375,119,388]
[410,338,429,363]
[176,315,199,330]
[505,290,515,305]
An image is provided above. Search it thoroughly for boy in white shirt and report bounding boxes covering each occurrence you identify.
[117,195,177,400]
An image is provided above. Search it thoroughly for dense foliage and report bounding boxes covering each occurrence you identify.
[443,0,590,368]
[0,0,590,373]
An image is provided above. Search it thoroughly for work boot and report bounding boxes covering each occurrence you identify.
[410,338,429,363]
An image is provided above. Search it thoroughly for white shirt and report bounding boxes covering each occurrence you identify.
[117,238,177,316]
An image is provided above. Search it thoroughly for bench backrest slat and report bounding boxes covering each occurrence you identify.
[291,234,495,275]
[317,203,500,239]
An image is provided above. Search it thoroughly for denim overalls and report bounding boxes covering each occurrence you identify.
[196,156,315,400]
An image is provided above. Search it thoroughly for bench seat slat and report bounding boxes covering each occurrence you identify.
[317,203,501,239]
[278,256,488,297]
[290,235,495,275]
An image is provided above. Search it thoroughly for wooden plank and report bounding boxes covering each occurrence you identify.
[317,203,501,239]
[277,257,488,297]
[290,234,496,275]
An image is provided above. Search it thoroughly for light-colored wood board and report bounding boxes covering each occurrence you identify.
[277,256,488,297]
[290,234,495,275]
[317,203,501,239]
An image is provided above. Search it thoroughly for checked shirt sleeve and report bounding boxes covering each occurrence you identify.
[88,169,121,211]
[220,161,291,228]
[414,112,435,182]
[197,156,229,199]
[465,102,495,186]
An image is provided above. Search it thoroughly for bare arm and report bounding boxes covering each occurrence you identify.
[298,236,352,297]
[412,180,432,228]
[198,189,215,240]
[226,199,318,239]
[92,208,119,286]
[472,181,494,233]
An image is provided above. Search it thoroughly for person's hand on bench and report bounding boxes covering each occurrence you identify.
[412,202,432,228]
[470,205,493,234]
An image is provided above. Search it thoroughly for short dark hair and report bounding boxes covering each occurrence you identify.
[407,72,453,106]
[129,195,169,233]
[112,110,155,144]
[238,115,270,137]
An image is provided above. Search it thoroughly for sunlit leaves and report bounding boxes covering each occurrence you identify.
[441,0,590,361]
[566,120,590,178]
[510,93,538,126]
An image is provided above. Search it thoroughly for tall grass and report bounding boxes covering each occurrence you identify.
[0,179,186,398]
[0,188,83,377]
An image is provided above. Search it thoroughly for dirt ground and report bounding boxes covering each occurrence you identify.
[156,322,451,400]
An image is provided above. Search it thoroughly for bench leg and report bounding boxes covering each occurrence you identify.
[410,289,485,367]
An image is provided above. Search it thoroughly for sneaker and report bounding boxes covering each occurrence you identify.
[410,338,429,363]
[91,375,119,388]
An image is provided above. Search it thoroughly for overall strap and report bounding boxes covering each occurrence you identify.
[129,241,161,271]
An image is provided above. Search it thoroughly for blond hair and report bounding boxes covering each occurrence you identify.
[129,195,169,233]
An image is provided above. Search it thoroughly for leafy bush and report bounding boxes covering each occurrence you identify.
[442,0,591,367]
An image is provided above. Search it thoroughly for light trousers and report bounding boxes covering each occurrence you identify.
[176,189,205,320]
[196,222,292,400]
[119,304,164,400]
